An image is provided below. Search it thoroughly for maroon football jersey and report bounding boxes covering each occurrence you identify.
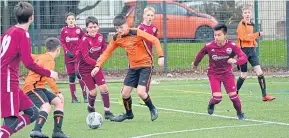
[78,33,107,73]
[138,23,158,54]
[193,40,247,75]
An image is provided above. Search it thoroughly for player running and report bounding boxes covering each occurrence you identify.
[78,16,114,120]
[192,24,247,120]
[92,15,164,122]
[0,2,58,138]
[236,5,275,101]
[60,12,87,103]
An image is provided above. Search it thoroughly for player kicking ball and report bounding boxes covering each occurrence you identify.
[78,16,114,120]
[91,15,164,122]
[192,24,247,120]
[23,38,69,138]
[118,7,159,106]
[0,2,58,138]
[236,5,275,101]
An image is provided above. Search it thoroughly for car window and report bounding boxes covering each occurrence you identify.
[166,4,187,15]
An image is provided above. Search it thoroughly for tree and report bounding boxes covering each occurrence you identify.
[133,1,146,27]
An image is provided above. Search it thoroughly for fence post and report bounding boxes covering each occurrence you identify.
[162,1,168,72]
[30,0,35,53]
[36,0,41,54]
[254,0,259,56]
[286,1,289,69]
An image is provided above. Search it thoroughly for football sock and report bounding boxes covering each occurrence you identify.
[230,94,242,114]
[258,74,267,97]
[14,114,31,133]
[53,110,64,133]
[123,96,132,115]
[34,111,48,131]
[143,95,155,111]
[0,125,13,138]
[69,83,77,99]
[236,77,245,94]
[88,93,96,108]
[101,91,110,112]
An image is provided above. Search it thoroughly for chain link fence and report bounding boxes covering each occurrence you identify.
[1,0,287,77]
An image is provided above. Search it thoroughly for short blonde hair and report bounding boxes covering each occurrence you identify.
[144,7,155,14]
[242,4,252,11]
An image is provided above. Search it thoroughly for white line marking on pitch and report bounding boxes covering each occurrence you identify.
[108,101,289,126]
[131,123,270,138]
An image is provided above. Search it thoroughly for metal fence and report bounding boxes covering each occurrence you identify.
[1,0,288,76]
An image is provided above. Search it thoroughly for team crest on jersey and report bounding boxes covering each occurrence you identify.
[76,29,80,34]
[26,32,30,38]
[98,36,103,42]
[153,27,157,33]
[226,48,232,54]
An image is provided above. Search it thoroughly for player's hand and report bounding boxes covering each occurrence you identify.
[57,93,64,103]
[259,32,264,36]
[91,66,100,77]
[158,57,164,67]
[227,58,237,64]
[191,63,198,73]
[50,70,58,80]
[66,51,74,58]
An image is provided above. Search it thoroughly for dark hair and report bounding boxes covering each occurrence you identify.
[65,12,75,20]
[113,15,126,26]
[45,37,61,52]
[213,24,227,34]
[14,2,34,24]
[85,16,98,27]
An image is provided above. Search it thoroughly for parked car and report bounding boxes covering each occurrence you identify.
[123,0,218,41]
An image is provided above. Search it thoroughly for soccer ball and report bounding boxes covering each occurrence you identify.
[86,112,104,129]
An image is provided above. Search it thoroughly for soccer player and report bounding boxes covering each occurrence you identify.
[118,7,159,106]
[0,2,58,138]
[78,16,114,120]
[60,12,87,103]
[22,38,69,138]
[192,24,247,120]
[236,6,275,101]
[91,15,164,122]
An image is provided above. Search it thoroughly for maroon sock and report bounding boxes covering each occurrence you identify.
[88,93,96,108]
[101,91,110,112]
[230,94,242,113]
[14,114,31,133]
[79,80,87,96]
[69,83,77,99]
[1,125,13,138]
[209,96,222,105]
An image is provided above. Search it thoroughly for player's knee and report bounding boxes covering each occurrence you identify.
[69,73,76,83]
[228,92,237,96]
[212,95,223,104]
[89,89,97,96]
[40,103,51,113]
[99,85,108,93]
[240,72,247,79]
[23,105,39,123]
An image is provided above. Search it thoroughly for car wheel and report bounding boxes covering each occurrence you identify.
[195,26,214,42]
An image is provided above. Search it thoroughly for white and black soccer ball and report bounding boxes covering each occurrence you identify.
[86,112,104,129]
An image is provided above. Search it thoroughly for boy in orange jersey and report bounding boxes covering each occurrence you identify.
[91,15,164,122]
[22,38,69,138]
[236,5,275,101]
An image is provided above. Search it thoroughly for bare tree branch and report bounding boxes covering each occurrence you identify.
[76,0,102,15]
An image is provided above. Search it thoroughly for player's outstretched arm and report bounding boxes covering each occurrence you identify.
[237,24,262,42]
[136,28,164,58]
[20,33,57,79]
[192,45,208,67]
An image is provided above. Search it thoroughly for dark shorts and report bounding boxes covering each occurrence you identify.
[239,47,260,72]
[26,88,57,108]
[1,89,33,118]
[78,68,106,91]
[124,67,152,88]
